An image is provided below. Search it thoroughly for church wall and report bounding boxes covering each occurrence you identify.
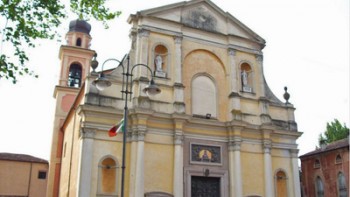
[240,99,261,124]
[269,105,289,121]
[271,153,295,197]
[241,151,265,196]
[92,137,125,196]
[144,142,174,194]
[59,110,82,197]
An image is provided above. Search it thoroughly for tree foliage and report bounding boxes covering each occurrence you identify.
[0,0,120,83]
[318,119,349,146]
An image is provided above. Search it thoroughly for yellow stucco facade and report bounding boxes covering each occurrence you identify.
[0,153,48,197]
[48,0,303,197]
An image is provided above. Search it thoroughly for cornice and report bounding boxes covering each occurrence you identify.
[59,45,95,59]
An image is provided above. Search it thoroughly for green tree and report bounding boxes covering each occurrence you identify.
[0,0,120,83]
[318,119,349,146]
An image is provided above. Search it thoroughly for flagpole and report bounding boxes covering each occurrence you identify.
[92,53,161,197]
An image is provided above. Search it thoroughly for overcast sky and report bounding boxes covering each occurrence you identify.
[0,0,349,161]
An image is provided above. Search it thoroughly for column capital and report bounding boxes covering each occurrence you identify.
[129,126,147,141]
[174,134,184,145]
[138,28,150,37]
[228,138,242,151]
[81,128,96,139]
[228,48,236,56]
[263,140,272,154]
[256,54,263,62]
[290,149,299,158]
[174,35,183,44]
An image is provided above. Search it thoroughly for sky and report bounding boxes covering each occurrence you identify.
[0,0,349,161]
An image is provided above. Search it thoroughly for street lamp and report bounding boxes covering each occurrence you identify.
[91,54,161,197]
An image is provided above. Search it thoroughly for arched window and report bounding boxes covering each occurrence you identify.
[240,63,253,92]
[336,154,342,164]
[314,159,321,168]
[315,176,324,197]
[338,172,347,197]
[67,64,82,88]
[192,75,217,118]
[275,170,288,197]
[97,157,119,196]
[76,38,82,46]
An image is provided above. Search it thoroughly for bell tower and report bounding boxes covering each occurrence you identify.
[59,19,94,87]
[47,19,95,197]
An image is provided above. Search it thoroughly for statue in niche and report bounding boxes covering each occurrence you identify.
[241,70,248,86]
[241,70,252,92]
[155,55,163,71]
[154,54,166,78]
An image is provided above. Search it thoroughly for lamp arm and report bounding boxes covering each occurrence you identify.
[101,58,124,72]
[128,63,156,101]
[130,63,155,79]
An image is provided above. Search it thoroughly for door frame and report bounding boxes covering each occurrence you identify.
[184,167,228,197]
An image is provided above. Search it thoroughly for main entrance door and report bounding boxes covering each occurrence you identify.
[191,176,220,197]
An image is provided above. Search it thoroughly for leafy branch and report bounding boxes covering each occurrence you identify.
[0,0,120,83]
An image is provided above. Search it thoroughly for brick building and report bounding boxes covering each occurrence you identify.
[300,138,349,197]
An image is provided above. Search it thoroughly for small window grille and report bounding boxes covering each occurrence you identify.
[314,159,321,168]
[38,171,47,179]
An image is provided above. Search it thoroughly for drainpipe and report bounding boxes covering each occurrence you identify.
[27,162,33,196]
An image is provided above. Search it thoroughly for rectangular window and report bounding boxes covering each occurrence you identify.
[38,171,47,179]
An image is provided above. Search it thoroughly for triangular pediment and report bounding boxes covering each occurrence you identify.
[130,0,265,44]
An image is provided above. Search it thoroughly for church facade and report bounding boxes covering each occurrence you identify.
[47,1,302,197]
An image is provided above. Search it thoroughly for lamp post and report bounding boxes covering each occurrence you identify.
[91,54,161,197]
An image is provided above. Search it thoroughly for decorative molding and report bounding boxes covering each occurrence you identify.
[174,134,184,145]
[174,35,183,44]
[131,127,147,141]
[228,48,236,56]
[263,140,272,154]
[81,128,96,139]
[256,54,263,62]
[173,82,185,88]
[228,92,240,98]
[228,138,242,151]
[290,149,299,158]
[173,102,186,114]
[184,167,229,197]
[145,191,173,197]
[138,28,150,37]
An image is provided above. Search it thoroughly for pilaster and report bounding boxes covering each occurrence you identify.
[77,128,96,197]
[291,149,301,197]
[228,136,243,197]
[173,119,185,197]
[228,48,241,121]
[256,54,265,97]
[229,48,238,93]
[174,35,183,83]
[136,28,150,78]
[135,128,146,197]
[263,139,274,197]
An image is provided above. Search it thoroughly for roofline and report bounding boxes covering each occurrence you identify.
[127,0,265,47]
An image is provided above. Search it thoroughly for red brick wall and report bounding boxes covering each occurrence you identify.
[300,147,349,197]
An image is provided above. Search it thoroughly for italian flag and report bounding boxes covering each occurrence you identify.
[109,118,124,137]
